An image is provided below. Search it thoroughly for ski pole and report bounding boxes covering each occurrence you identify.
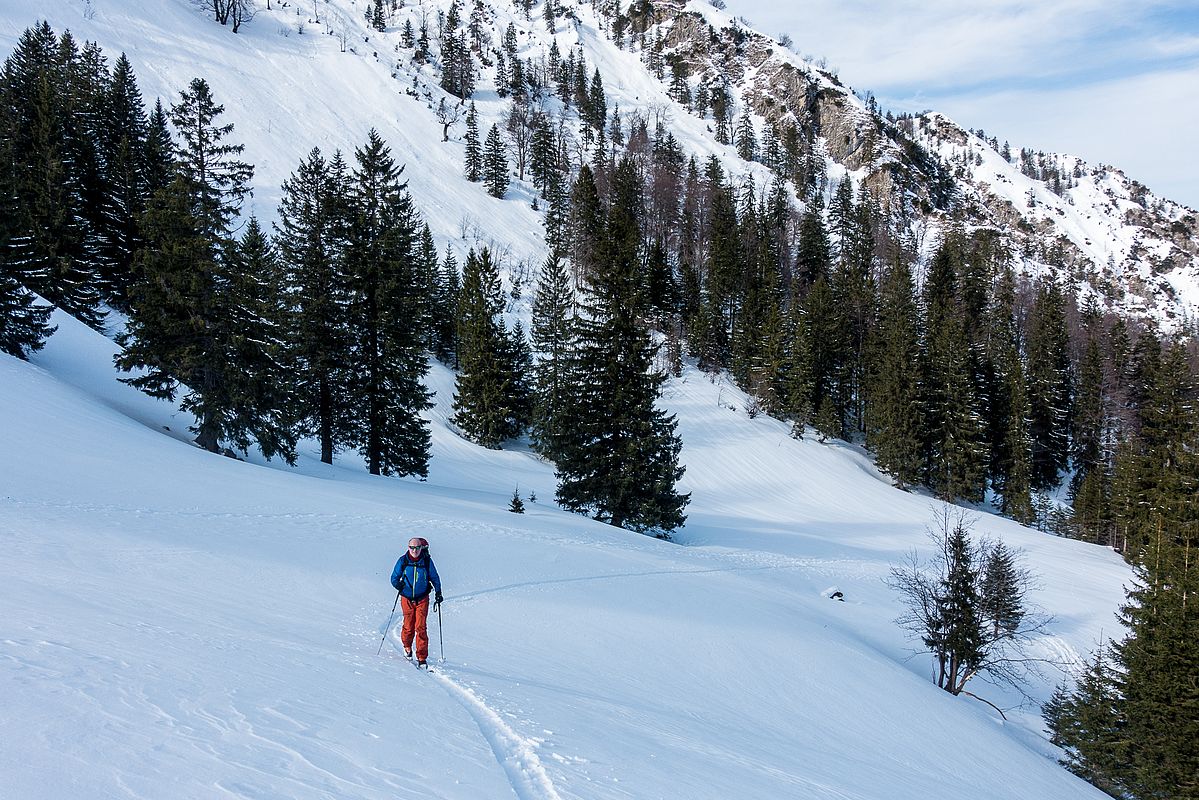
[377,589,401,655]
[437,600,444,662]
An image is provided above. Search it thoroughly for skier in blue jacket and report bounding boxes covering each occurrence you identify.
[390,537,443,666]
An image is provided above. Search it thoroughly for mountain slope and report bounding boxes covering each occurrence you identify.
[1,304,1130,800]
[0,2,1150,798]
[7,0,1194,334]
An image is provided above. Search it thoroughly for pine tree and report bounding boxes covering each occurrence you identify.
[95,53,150,311]
[555,157,689,535]
[275,147,355,464]
[452,247,522,447]
[0,23,105,328]
[530,254,573,458]
[508,487,525,513]
[866,257,922,488]
[345,129,433,477]
[117,79,295,459]
[463,101,482,182]
[483,124,509,198]
[1025,277,1072,490]
[922,230,987,503]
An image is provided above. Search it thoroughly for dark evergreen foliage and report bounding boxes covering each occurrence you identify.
[530,253,573,457]
[452,246,525,447]
[554,158,689,535]
[274,147,355,465]
[0,23,105,328]
[483,123,509,198]
[344,129,433,477]
[866,257,923,488]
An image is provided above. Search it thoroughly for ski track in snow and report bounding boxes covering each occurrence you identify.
[385,634,564,800]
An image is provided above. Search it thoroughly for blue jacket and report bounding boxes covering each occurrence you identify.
[391,552,442,600]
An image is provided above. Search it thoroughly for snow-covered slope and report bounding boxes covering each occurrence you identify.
[0,1,1148,797]
[1,315,1129,800]
[7,0,1195,331]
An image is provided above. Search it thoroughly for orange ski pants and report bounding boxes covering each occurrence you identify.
[400,595,431,661]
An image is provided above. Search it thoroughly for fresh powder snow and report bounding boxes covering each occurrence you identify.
[0,0,1135,797]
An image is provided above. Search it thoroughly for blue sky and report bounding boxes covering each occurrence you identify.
[723,0,1199,210]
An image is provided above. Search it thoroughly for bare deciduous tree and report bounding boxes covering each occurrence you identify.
[212,0,256,33]
[435,98,464,142]
[504,101,536,181]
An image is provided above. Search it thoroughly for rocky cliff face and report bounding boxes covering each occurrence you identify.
[646,1,1198,330]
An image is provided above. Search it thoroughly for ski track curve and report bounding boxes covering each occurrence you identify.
[385,633,564,800]
[428,667,565,800]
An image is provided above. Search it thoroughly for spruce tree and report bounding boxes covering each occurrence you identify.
[483,123,509,198]
[95,53,150,311]
[143,99,175,199]
[735,107,756,161]
[999,355,1035,524]
[922,229,987,502]
[794,200,831,292]
[704,161,740,364]
[555,157,689,535]
[1044,641,1127,795]
[866,257,923,488]
[782,284,814,436]
[434,246,461,365]
[1115,520,1199,800]
[0,23,105,328]
[0,80,55,357]
[530,253,573,458]
[221,217,297,461]
[934,521,985,693]
[804,274,842,436]
[118,79,293,460]
[345,129,433,477]
[568,164,603,282]
[463,101,482,182]
[275,147,354,464]
[1025,277,1073,490]
[452,247,523,447]
[0,221,55,358]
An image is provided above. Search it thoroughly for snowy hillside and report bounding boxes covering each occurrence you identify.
[908,113,1199,328]
[2,304,1131,800]
[0,1,1154,798]
[5,0,1194,329]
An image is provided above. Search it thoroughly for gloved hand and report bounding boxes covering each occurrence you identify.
[435,592,444,606]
